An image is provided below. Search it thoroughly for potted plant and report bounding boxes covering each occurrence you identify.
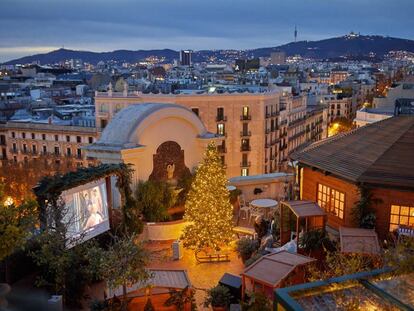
[204,285,232,311]
[235,237,258,262]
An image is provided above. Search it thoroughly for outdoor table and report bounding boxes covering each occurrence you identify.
[226,185,236,191]
[250,199,278,219]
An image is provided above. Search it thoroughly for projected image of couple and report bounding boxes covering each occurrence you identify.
[80,187,104,230]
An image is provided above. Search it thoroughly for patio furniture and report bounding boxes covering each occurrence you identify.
[250,198,278,220]
[238,194,250,219]
[249,206,263,224]
[227,185,237,191]
[195,250,230,263]
[397,225,414,242]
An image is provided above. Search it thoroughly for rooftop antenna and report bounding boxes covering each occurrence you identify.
[294,25,298,43]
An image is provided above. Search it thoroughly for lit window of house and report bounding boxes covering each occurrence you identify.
[317,184,345,219]
[389,205,414,232]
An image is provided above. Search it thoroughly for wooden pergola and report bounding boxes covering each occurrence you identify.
[279,200,327,245]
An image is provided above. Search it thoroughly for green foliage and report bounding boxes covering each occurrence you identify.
[135,180,175,222]
[176,172,194,206]
[306,249,379,282]
[144,298,155,311]
[164,286,197,311]
[235,238,259,262]
[31,230,105,308]
[384,237,414,275]
[181,142,234,251]
[241,292,272,311]
[101,234,152,295]
[299,229,330,253]
[0,183,38,261]
[244,253,263,267]
[352,186,382,229]
[204,285,232,308]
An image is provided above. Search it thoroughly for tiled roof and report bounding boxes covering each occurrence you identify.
[291,116,414,189]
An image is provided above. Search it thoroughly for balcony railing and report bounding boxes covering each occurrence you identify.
[240,115,252,121]
[240,145,251,152]
[240,131,251,137]
[240,161,251,167]
[216,115,227,122]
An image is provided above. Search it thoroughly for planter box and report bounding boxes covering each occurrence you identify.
[143,219,188,241]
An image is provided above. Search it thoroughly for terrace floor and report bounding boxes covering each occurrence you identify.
[145,240,245,310]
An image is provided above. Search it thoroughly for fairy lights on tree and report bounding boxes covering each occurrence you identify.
[181,141,233,251]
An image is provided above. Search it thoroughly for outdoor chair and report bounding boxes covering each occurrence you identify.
[249,206,263,224]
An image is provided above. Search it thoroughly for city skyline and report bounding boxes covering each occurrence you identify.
[1,0,413,62]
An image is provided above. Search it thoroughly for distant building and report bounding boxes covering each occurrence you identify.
[354,107,393,128]
[270,51,286,65]
[179,50,193,66]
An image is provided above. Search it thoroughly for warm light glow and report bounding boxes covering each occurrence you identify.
[4,197,14,207]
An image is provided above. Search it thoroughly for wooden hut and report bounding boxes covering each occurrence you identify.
[241,251,315,300]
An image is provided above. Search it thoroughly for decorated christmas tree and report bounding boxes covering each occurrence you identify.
[181,141,234,251]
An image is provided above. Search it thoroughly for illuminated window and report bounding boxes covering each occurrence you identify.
[389,205,414,232]
[217,123,225,136]
[241,168,249,177]
[242,106,250,119]
[317,183,345,219]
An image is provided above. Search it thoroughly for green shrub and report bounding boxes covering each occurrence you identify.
[135,180,175,222]
[204,285,232,308]
[244,253,263,267]
[299,229,330,252]
[242,291,271,311]
[235,237,259,262]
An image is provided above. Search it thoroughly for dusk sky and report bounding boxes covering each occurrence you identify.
[1,0,413,62]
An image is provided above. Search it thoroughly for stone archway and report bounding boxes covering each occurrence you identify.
[149,141,191,184]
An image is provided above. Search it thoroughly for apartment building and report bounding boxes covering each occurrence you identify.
[95,90,281,178]
[95,89,328,177]
[319,94,353,123]
[0,122,98,166]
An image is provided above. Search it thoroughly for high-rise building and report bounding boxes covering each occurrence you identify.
[179,50,193,66]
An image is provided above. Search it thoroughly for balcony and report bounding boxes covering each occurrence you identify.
[216,115,227,122]
[240,145,251,152]
[240,131,251,137]
[10,148,18,154]
[265,112,271,118]
[240,161,251,167]
[272,111,278,117]
[265,128,271,134]
[240,115,252,121]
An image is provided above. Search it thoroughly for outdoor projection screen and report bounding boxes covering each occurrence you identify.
[62,178,110,247]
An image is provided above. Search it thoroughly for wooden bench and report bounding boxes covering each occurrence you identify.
[195,251,230,263]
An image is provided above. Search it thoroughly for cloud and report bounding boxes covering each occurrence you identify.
[0,0,413,61]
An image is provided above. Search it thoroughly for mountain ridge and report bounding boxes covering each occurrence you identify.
[3,34,414,65]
